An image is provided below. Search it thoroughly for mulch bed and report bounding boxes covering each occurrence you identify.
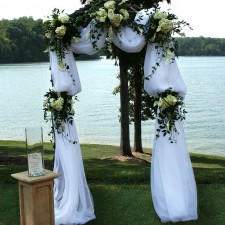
[0,152,151,167]
[0,152,54,168]
[101,152,151,165]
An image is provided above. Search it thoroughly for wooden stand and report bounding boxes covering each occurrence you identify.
[11,170,60,225]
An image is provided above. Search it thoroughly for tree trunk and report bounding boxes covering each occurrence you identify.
[118,53,133,157]
[134,73,143,153]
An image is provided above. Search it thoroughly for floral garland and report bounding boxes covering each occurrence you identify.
[89,0,130,29]
[43,8,80,68]
[153,88,187,143]
[42,3,190,69]
[43,89,77,144]
[84,0,139,49]
[141,7,192,77]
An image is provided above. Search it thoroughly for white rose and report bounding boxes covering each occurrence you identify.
[119,9,129,20]
[58,13,70,23]
[50,98,55,103]
[104,1,116,9]
[165,94,177,106]
[110,14,123,27]
[156,18,173,33]
[97,8,108,17]
[96,8,108,22]
[55,25,67,38]
[107,9,114,20]
[51,97,64,111]
[153,12,167,20]
[158,94,177,110]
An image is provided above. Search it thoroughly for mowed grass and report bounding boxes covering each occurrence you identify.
[1,140,225,225]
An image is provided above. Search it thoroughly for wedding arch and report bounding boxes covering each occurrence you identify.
[43,0,198,224]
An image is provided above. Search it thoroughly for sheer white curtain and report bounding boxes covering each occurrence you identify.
[50,49,81,96]
[144,44,198,223]
[111,9,151,52]
[70,19,107,55]
[50,19,108,225]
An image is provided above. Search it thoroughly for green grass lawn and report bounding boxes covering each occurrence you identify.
[1,140,225,225]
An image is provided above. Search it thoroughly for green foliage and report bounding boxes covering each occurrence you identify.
[0,17,48,63]
[112,49,155,124]
[177,36,225,56]
[128,61,155,122]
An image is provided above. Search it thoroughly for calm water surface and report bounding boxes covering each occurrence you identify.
[0,57,224,156]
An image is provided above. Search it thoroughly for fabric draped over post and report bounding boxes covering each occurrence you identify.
[144,44,198,222]
[111,9,151,53]
[49,9,197,225]
[70,20,108,55]
[50,20,108,225]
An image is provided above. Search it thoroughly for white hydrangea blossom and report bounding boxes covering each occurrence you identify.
[58,13,70,23]
[157,94,178,110]
[96,8,108,22]
[153,12,167,20]
[104,1,116,10]
[110,14,123,27]
[156,18,173,33]
[55,25,67,38]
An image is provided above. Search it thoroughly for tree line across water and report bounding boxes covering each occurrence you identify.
[0,17,225,64]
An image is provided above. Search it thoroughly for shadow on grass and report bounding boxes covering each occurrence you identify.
[191,154,225,168]
[84,158,150,185]
[84,158,225,185]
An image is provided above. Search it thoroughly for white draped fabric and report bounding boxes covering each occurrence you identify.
[54,122,95,225]
[50,49,82,96]
[144,44,198,223]
[50,26,100,223]
[111,9,151,53]
[70,20,107,55]
[111,26,146,53]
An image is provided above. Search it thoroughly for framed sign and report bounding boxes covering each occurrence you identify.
[25,127,45,176]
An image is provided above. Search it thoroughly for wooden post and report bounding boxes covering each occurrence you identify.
[11,170,60,225]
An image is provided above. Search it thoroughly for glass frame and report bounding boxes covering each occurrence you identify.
[25,127,45,176]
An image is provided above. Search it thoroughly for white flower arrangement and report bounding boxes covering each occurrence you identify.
[153,88,187,143]
[43,90,77,144]
[140,7,192,77]
[91,0,130,28]
[43,8,80,67]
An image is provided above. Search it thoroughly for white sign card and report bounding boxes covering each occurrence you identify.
[28,152,44,176]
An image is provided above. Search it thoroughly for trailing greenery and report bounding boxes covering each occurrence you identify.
[153,88,187,143]
[43,90,77,143]
[1,140,225,225]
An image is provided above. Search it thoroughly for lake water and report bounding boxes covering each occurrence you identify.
[0,57,225,156]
